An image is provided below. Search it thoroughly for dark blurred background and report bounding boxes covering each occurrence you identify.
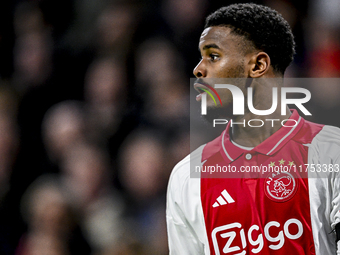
[0,0,339,254]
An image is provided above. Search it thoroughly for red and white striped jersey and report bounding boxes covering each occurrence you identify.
[166,110,340,254]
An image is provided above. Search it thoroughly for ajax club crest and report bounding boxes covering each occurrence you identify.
[264,163,298,202]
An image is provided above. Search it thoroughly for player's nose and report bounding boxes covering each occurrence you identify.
[193,59,206,78]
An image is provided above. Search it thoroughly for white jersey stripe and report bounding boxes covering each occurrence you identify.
[266,116,301,155]
[221,130,234,161]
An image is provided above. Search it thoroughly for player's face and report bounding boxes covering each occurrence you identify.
[194,26,250,112]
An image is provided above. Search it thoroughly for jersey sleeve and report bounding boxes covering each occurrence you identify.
[319,126,340,229]
[308,125,340,254]
[328,127,340,254]
[330,168,340,230]
[166,179,204,254]
[166,147,207,255]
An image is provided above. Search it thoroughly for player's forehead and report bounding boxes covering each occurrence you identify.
[198,26,236,52]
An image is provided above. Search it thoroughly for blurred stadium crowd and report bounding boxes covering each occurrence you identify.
[0,0,339,254]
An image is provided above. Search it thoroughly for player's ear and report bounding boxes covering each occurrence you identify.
[248,52,271,78]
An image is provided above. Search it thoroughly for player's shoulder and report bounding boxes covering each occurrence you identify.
[294,119,340,145]
[168,144,205,193]
[313,125,340,143]
[308,124,340,162]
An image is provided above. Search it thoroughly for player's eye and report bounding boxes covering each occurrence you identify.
[210,53,219,61]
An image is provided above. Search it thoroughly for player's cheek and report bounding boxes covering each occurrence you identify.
[216,89,231,106]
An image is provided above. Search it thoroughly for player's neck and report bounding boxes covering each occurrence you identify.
[230,107,291,148]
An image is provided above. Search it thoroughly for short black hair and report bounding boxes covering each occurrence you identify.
[205,3,295,74]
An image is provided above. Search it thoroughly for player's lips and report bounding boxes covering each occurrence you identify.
[194,80,212,101]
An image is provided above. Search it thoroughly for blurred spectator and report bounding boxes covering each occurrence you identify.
[84,56,127,142]
[118,129,168,254]
[119,129,166,202]
[305,21,340,77]
[12,30,53,92]
[94,1,138,58]
[310,0,340,29]
[41,100,86,174]
[161,0,207,34]
[60,141,126,254]
[13,2,46,36]
[11,3,62,205]
[83,55,139,173]
[135,38,189,130]
[136,37,183,85]
[160,0,208,75]
[16,174,91,255]
[303,0,340,77]
[12,2,53,92]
